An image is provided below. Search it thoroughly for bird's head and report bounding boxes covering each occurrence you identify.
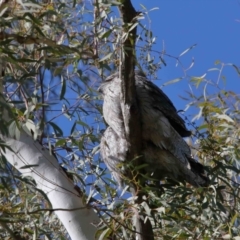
[98,72,121,96]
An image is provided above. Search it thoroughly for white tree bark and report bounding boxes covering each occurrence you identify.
[0,131,100,240]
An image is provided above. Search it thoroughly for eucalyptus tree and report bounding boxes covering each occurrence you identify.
[0,0,240,239]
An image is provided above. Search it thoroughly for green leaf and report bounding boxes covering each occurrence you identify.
[99,52,113,62]
[202,197,209,209]
[55,139,66,147]
[214,113,234,123]
[197,124,208,130]
[78,139,84,151]
[23,12,42,25]
[141,201,151,216]
[78,107,89,115]
[48,122,63,136]
[20,164,39,169]
[76,120,89,129]
[22,119,36,137]
[53,66,63,76]
[128,22,138,32]
[134,163,149,170]
[100,30,112,39]
[73,0,76,7]
[162,78,183,87]
[70,121,77,135]
[179,44,197,57]
[60,76,66,100]
[98,228,112,240]
[191,76,204,88]
[207,68,219,72]
[216,202,226,213]
[232,64,240,76]
[9,121,21,140]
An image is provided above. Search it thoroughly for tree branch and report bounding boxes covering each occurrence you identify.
[118,1,154,239]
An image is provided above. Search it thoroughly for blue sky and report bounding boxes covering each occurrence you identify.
[133,0,240,115]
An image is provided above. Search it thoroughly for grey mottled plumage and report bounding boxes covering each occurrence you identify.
[99,70,209,187]
[100,126,128,187]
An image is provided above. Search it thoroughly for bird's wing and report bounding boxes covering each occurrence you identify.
[143,142,209,187]
[135,74,191,137]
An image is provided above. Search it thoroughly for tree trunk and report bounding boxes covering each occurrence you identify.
[0,132,100,240]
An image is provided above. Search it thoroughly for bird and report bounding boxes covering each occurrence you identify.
[100,126,128,188]
[99,70,209,188]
